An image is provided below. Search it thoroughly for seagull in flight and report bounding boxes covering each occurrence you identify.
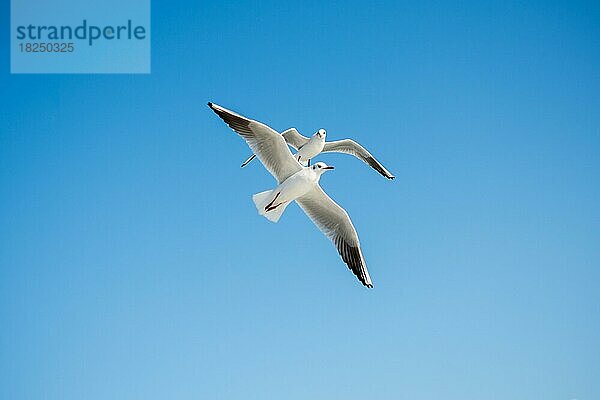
[240,127,395,180]
[208,102,374,288]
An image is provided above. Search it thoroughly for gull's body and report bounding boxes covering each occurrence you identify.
[253,162,333,223]
[241,127,395,179]
[208,102,374,288]
[294,129,326,164]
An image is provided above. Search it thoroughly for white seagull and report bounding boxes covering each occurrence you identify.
[208,102,374,288]
[240,128,395,179]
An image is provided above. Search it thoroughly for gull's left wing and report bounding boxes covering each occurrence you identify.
[296,186,373,288]
[322,139,395,179]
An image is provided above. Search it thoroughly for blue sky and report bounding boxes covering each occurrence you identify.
[1,1,599,399]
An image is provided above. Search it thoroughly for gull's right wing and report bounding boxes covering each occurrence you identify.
[282,128,310,150]
[208,102,302,183]
[239,128,309,168]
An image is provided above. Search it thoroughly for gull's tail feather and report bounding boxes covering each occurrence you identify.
[252,190,290,223]
[264,202,290,223]
[253,190,274,214]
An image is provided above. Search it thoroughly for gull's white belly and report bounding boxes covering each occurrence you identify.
[296,139,325,161]
[275,169,316,203]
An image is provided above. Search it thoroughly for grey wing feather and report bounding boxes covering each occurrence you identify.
[208,103,302,183]
[296,186,373,288]
[323,139,395,179]
[282,128,310,150]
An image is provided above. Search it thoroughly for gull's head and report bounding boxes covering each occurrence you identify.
[311,162,334,175]
[315,129,326,139]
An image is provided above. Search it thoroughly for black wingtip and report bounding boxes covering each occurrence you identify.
[207,102,213,108]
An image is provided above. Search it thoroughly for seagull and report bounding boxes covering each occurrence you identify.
[208,102,374,288]
[240,127,395,180]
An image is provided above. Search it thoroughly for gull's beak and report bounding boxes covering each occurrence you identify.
[323,166,335,170]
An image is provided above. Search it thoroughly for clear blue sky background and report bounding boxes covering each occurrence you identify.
[1,1,599,399]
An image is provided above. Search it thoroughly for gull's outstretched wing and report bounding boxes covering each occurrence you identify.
[322,139,395,179]
[296,186,373,288]
[239,128,309,168]
[208,102,302,183]
[282,128,310,150]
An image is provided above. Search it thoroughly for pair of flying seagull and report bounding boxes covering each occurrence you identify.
[208,102,394,288]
